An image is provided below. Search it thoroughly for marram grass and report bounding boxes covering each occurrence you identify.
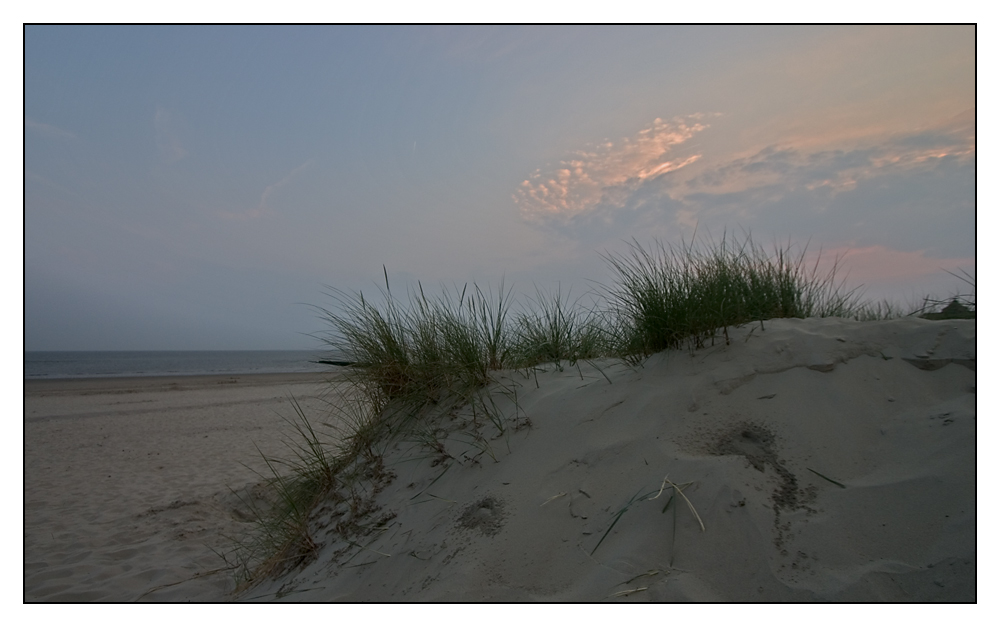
[599,231,869,356]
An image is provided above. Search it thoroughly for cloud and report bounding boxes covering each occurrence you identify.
[516,111,973,240]
[154,106,187,163]
[513,115,712,221]
[25,119,76,140]
[684,119,974,201]
[218,160,314,221]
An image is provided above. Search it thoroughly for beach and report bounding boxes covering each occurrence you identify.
[24,372,343,602]
[24,317,976,602]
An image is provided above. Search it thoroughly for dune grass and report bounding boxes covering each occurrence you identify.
[224,232,973,589]
[219,387,401,587]
[599,231,870,355]
[513,287,611,369]
[316,270,517,404]
[220,398,350,585]
[317,231,875,400]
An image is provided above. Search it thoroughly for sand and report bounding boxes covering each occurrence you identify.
[24,372,346,602]
[23,317,977,603]
[239,317,976,602]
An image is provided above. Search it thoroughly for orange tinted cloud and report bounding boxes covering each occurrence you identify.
[514,108,973,235]
[513,115,711,220]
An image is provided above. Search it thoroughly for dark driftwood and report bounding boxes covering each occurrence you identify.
[313,360,356,367]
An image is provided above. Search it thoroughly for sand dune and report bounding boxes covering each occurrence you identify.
[238,317,975,602]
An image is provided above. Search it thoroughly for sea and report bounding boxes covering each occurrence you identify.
[23,350,336,380]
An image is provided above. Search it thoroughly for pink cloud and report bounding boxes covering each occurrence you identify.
[513,115,711,220]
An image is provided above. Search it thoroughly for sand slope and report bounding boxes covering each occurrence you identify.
[240,317,975,602]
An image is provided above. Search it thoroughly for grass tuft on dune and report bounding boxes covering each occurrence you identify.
[599,231,866,355]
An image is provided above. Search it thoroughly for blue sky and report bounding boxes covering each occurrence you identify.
[24,25,975,351]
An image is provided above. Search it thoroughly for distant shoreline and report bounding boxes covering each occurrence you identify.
[23,369,335,382]
[23,370,341,395]
[23,349,340,381]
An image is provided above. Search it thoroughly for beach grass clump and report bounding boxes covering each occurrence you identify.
[600,231,864,356]
[223,392,399,588]
[318,232,886,391]
[316,270,517,407]
[222,398,342,584]
[316,272,618,414]
[512,288,610,369]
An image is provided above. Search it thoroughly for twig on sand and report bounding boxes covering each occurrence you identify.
[591,487,647,556]
[621,569,662,585]
[541,492,567,506]
[608,586,648,598]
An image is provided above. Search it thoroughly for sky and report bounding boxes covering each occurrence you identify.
[23,25,976,351]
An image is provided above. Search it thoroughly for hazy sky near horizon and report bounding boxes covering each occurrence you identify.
[25,25,975,351]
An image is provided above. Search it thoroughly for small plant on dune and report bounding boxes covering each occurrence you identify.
[600,230,865,357]
[512,287,609,369]
[221,391,399,590]
[222,398,341,586]
[315,268,517,407]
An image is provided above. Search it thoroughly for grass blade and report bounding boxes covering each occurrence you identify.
[591,487,646,556]
[807,467,847,489]
[665,478,704,532]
